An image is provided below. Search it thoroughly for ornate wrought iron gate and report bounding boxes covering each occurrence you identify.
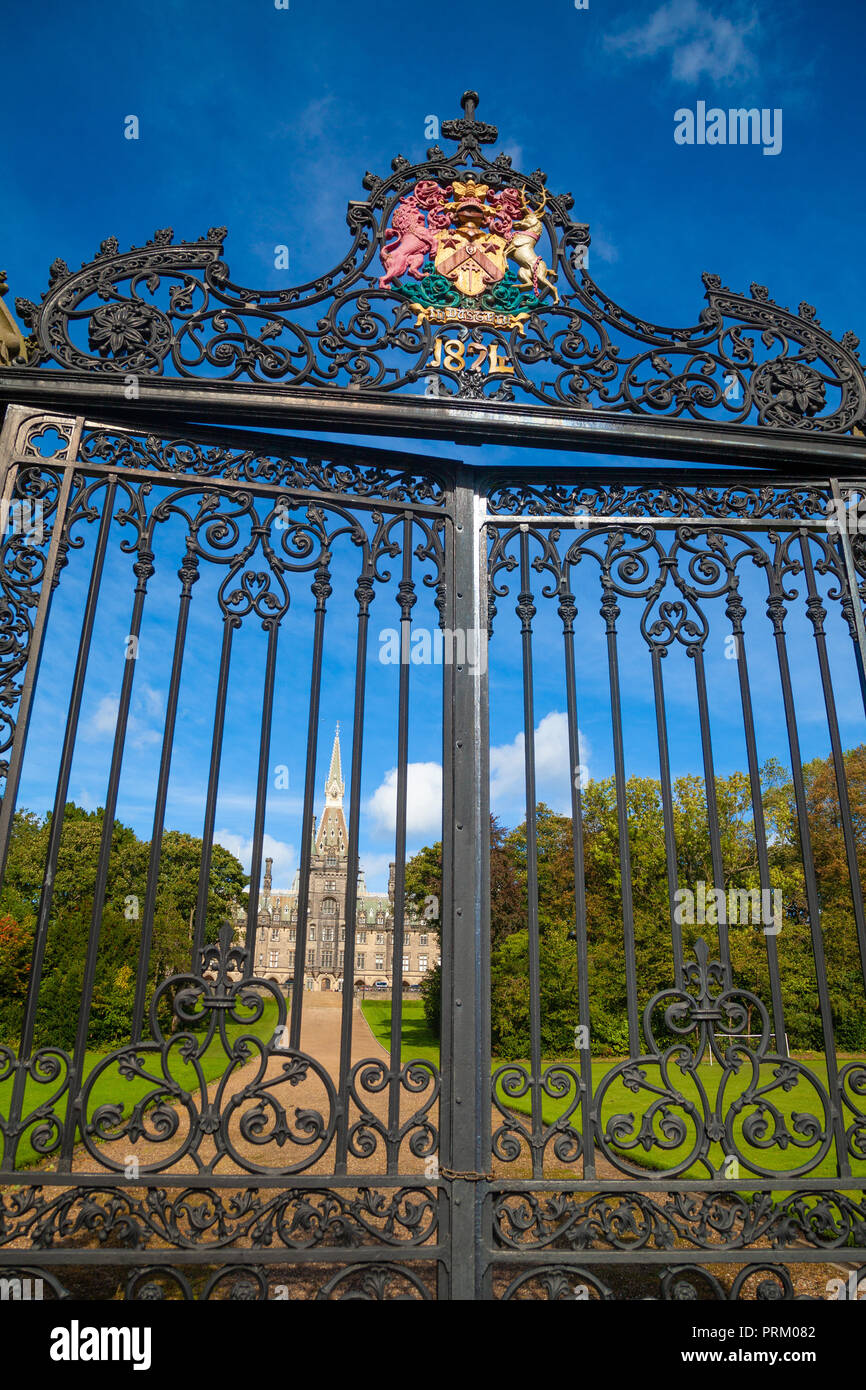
[1,92,866,1300]
[0,407,865,1299]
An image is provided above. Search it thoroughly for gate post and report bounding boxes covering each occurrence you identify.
[443,466,491,1299]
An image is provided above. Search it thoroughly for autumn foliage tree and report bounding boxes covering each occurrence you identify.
[405,746,866,1057]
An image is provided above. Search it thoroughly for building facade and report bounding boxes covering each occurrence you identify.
[251,727,437,992]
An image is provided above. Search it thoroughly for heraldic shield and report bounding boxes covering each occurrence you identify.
[433,178,508,296]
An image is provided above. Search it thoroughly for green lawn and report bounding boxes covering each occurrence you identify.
[361,998,440,1067]
[362,1000,866,1185]
[0,994,284,1171]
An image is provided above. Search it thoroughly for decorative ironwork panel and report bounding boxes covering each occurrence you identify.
[4,93,866,438]
[1,407,866,1299]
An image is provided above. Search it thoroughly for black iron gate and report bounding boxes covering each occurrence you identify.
[0,404,865,1299]
[2,91,866,1300]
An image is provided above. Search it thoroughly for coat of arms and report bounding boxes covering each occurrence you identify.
[378,176,559,328]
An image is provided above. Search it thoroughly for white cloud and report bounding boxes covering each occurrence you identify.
[213,830,296,892]
[500,143,525,170]
[84,686,165,749]
[356,850,396,896]
[137,684,164,719]
[591,232,619,265]
[88,695,120,736]
[606,0,759,84]
[490,711,591,816]
[365,762,443,839]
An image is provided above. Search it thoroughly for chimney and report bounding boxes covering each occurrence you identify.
[388,862,395,903]
[263,857,273,898]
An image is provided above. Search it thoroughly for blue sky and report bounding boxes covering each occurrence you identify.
[3,0,866,893]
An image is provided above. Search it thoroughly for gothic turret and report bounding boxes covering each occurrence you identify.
[316,724,348,860]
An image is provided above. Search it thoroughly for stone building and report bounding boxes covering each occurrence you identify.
[252,727,437,992]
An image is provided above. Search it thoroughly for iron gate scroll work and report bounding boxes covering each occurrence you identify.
[0,93,865,1300]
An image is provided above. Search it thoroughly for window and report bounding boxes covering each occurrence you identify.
[284,904,290,917]
[289,928,296,942]
[257,954,263,968]
[419,934,428,946]
[326,854,337,868]
[307,949,315,965]
[356,953,365,969]
[321,951,332,969]
[322,897,337,916]
[340,928,345,942]
[357,931,366,944]
[268,950,279,969]
[324,879,336,891]
[376,912,384,925]
[375,956,384,971]
[309,926,316,940]
[338,951,344,967]
[402,957,409,972]
[376,932,385,945]
[288,952,295,968]
[270,927,280,940]
[419,955,427,971]
[322,926,333,942]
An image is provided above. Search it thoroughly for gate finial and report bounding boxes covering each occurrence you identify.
[441,91,498,147]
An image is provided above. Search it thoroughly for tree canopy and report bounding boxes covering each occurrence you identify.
[407,747,866,1057]
[0,805,248,1049]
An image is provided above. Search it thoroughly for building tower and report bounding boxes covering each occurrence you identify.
[316,723,348,861]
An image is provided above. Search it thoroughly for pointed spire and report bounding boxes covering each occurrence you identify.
[324,723,344,807]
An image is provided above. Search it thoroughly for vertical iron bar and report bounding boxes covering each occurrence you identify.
[438,510,455,1301]
[59,520,155,1168]
[799,533,866,989]
[692,646,730,974]
[0,414,82,883]
[289,548,331,1049]
[5,471,109,1168]
[651,646,685,987]
[766,562,850,1176]
[600,558,640,1054]
[448,466,489,1299]
[830,478,866,719]
[244,619,281,961]
[387,513,414,1172]
[334,548,375,1173]
[192,617,238,966]
[132,538,198,1042]
[558,560,595,1176]
[727,582,788,1057]
[517,526,543,1177]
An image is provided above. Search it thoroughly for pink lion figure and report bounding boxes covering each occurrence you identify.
[378,184,447,289]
